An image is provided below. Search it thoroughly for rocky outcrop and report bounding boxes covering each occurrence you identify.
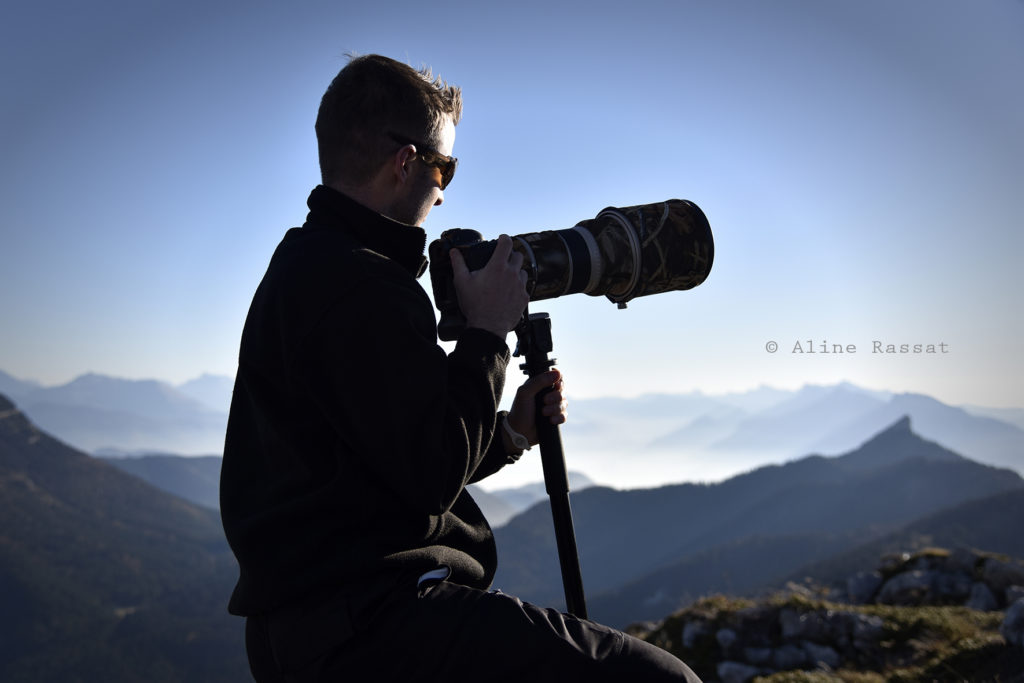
[673,598,892,681]
[639,547,1024,682]
[846,547,1024,611]
[1003,599,1024,649]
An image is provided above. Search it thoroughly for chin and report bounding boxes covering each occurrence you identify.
[410,206,433,227]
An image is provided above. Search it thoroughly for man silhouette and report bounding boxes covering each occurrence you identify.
[221,54,700,682]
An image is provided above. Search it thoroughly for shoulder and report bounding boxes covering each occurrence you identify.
[265,228,415,296]
[271,228,432,326]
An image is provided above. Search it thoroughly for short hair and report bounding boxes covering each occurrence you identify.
[315,54,463,186]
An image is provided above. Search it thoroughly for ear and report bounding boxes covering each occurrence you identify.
[391,144,417,186]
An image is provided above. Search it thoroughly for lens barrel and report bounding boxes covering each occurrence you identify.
[428,199,713,341]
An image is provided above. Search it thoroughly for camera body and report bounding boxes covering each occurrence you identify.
[428,199,714,341]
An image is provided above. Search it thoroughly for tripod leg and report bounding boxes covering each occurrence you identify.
[535,391,587,618]
[517,312,588,619]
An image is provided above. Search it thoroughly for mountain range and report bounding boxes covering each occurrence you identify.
[560,381,1024,488]
[2,369,1021,490]
[2,387,1023,678]
[0,369,231,455]
[97,449,590,530]
[494,416,1024,627]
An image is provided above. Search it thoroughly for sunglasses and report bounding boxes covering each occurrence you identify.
[388,132,458,190]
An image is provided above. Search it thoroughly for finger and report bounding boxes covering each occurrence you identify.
[490,234,513,264]
[544,380,565,399]
[508,248,525,270]
[450,248,469,277]
[522,370,560,394]
[544,372,563,394]
[542,401,567,416]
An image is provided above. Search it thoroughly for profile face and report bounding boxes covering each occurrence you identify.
[393,117,457,227]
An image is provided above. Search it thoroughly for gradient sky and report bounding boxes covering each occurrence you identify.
[2,0,1022,408]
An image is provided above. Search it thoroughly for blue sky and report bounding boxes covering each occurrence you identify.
[2,0,1022,408]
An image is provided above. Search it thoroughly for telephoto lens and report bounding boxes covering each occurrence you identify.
[428,199,713,341]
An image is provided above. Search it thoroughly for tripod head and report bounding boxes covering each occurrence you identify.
[513,310,556,378]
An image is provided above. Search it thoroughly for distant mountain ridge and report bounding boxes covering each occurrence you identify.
[23,373,213,419]
[2,370,1019,487]
[810,392,1024,471]
[0,369,230,455]
[564,382,1024,487]
[176,373,235,414]
[0,369,41,398]
[494,416,1024,627]
[707,383,888,451]
[484,472,595,515]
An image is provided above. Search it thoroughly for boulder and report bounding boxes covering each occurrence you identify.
[682,619,709,649]
[802,640,841,669]
[779,608,833,641]
[933,571,973,603]
[1000,599,1024,649]
[734,605,778,646]
[850,613,885,647]
[965,582,998,611]
[982,558,1024,596]
[716,627,738,652]
[878,570,935,605]
[846,571,883,604]
[773,643,807,669]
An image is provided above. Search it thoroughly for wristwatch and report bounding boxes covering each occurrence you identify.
[503,415,531,453]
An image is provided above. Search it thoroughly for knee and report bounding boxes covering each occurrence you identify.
[612,632,703,682]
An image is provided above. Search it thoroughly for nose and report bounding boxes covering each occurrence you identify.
[434,190,444,207]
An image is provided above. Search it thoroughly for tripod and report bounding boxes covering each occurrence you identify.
[513,309,588,619]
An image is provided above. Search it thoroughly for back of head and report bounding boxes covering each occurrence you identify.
[315,54,463,187]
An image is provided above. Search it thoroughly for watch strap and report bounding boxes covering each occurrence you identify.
[502,415,531,452]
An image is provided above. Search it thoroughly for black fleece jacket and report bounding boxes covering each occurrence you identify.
[221,185,515,616]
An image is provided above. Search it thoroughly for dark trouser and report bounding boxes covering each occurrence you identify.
[246,577,701,682]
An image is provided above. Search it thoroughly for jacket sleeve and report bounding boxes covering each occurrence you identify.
[296,272,512,515]
[469,409,517,484]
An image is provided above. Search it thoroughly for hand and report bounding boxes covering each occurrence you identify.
[506,369,567,447]
[450,234,529,340]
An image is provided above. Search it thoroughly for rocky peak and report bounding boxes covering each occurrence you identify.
[836,415,962,472]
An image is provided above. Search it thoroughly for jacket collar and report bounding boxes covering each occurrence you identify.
[303,185,428,279]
